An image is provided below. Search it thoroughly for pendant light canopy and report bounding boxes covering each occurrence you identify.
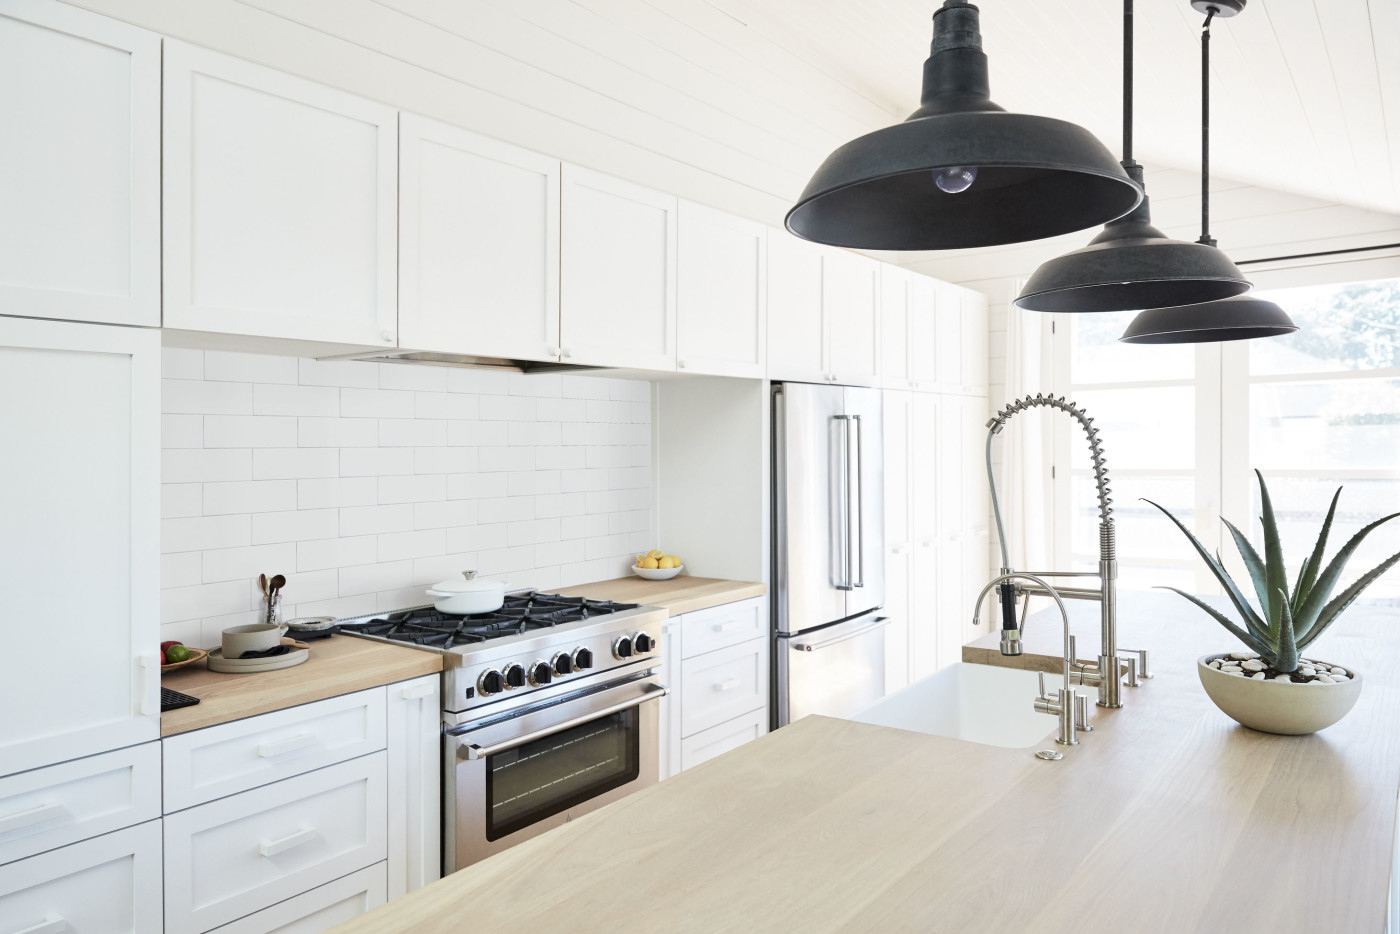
[785,1,1142,251]
[1016,0,1250,313]
[1119,0,1297,344]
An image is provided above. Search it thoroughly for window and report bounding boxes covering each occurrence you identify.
[1055,273,1400,603]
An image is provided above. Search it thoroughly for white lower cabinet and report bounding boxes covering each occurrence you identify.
[0,819,163,934]
[207,864,387,934]
[385,676,441,899]
[659,597,769,779]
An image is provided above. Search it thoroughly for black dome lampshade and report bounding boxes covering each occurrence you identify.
[1015,0,1251,313]
[785,1,1142,251]
[1120,295,1298,343]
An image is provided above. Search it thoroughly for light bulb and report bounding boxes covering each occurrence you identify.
[934,165,977,194]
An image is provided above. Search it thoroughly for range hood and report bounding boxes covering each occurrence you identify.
[340,349,600,374]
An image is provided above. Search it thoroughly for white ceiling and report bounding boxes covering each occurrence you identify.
[704,0,1400,216]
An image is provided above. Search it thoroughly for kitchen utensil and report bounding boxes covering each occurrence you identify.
[259,573,269,599]
[206,645,309,674]
[280,636,310,650]
[425,571,512,615]
[223,622,288,658]
[265,573,286,626]
[632,563,684,581]
[160,646,210,672]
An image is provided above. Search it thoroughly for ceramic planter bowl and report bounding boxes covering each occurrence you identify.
[1197,655,1362,735]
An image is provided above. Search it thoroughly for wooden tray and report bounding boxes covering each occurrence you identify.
[161,647,209,672]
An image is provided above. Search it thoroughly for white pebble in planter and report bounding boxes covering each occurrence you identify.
[1198,656,1363,735]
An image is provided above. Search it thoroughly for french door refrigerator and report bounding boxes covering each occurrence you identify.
[772,382,886,727]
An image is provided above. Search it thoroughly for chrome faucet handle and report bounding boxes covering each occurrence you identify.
[1073,692,1093,732]
[1068,634,1077,662]
[1037,671,1052,703]
[1119,648,1152,680]
[1116,652,1140,688]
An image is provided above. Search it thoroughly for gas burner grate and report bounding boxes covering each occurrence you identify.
[334,591,639,650]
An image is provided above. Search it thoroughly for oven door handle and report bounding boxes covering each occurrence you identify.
[459,684,669,760]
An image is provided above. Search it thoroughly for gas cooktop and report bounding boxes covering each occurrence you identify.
[334,593,640,651]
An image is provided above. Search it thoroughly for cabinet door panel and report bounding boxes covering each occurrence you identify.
[879,266,909,387]
[766,232,826,383]
[884,549,913,693]
[677,203,766,377]
[937,395,967,671]
[163,41,397,347]
[386,675,441,899]
[0,319,159,777]
[399,114,559,362]
[963,291,990,394]
[935,285,965,391]
[907,275,940,388]
[824,251,880,386]
[883,390,912,547]
[0,0,159,326]
[560,166,676,370]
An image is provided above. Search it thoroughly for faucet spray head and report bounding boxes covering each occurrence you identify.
[1000,628,1025,656]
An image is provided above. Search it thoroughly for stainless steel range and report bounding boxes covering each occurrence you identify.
[336,592,668,873]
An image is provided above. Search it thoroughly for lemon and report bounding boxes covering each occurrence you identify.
[639,556,660,569]
[647,549,664,560]
[658,555,679,569]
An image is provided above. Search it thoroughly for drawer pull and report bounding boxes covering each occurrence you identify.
[0,802,64,835]
[712,620,741,633]
[258,826,318,858]
[712,678,740,693]
[10,918,67,934]
[257,733,319,759]
[400,682,435,701]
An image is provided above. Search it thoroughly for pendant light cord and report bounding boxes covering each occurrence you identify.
[1198,9,1216,247]
[1122,0,1134,164]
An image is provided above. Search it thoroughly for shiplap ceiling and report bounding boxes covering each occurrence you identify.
[703,0,1400,216]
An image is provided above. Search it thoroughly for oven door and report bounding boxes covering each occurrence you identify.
[443,673,665,872]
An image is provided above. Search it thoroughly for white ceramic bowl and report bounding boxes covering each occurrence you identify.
[632,564,683,581]
[1197,655,1362,735]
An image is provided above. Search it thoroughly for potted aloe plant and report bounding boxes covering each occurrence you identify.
[1145,471,1400,735]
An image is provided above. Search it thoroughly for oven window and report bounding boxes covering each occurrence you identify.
[485,708,639,841]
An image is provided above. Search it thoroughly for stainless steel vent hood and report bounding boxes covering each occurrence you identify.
[337,349,600,374]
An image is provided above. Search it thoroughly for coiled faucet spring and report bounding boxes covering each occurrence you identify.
[987,394,1113,523]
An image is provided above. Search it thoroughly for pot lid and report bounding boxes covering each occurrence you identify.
[429,571,504,594]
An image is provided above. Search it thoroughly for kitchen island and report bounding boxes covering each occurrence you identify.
[330,591,1400,932]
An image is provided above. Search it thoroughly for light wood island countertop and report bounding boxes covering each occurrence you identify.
[555,575,765,616]
[331,591,1400,933]
[160,634,442,736]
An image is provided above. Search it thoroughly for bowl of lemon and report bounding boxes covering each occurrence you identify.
[633,549,684,580]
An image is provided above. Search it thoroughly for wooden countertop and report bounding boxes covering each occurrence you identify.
[554,575,765,616]
[330,591,1400,933]
[160,634,442,736]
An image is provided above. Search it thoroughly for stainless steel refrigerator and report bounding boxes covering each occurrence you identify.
[772,382,886,727]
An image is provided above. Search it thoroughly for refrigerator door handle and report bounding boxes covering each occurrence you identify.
[850,414,864,589]
[791,616,889,652]
[831,415,853,590]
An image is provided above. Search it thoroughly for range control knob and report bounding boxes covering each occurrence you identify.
[476,668,504,696]
[527,660,553,687]
[551,652,574,676]
[502,662,526,690]
[632,631,655,654]
[612,636,634,660]
[572,647,594,671]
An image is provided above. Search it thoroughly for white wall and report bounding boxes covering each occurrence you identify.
[159,349,651,647]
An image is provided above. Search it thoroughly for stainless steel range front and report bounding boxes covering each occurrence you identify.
[335,592,667,872]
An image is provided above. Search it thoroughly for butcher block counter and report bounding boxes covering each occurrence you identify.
[555,575,765,616]
[330,591,1400,933]
[160,634,442,736]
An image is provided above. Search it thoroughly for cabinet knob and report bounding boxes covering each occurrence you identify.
[562,348,573,358]
[380,329,396,342]
[547,346,561,357]
[678,359,687,369]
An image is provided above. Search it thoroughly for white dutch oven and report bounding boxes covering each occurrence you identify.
[426,571,512,615]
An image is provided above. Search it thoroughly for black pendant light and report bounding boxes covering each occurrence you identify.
[785,1,1142,251]
[1015,0,1250,313]
[1120,1,1297,344]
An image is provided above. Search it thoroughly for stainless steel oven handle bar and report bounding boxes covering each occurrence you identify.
[792,616,889,653]
[458,684,669,760]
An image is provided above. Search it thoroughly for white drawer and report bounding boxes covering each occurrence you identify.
[164,752,388,934]
[679,637,769,738]
[164,687,387,811]
[208,863,386,934]
[680,708,768,772]
[680,596,766,660]
[0,742,160,866]
[0,820,162,934]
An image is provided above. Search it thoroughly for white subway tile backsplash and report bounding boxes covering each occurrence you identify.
[160,353,651,628]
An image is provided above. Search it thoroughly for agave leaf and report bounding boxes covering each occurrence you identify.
[1293,487,1341,611]
[1294,511,1400,637]
[1275,588,1299,672]
[1222,517,1270,624]
[1143,498,1269,638]
[1157,587,1272,658]
[1255,470,1288,638]
[1297,548,1400,648]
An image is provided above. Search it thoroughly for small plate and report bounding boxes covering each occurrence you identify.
[632,564,684,580]
[207,646,309,674]
[161,647,209,672]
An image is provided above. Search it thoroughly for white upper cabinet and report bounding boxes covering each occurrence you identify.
[676,202,766,378]
[162,41,398,348]
[823,249,881,387]
[0,318,159,777]
[881,267,939,391]
[766,232,827,384]
[906,275,940,388]
[398,114,561,363]
[560,165,677,370]
[962,288,991,394]
[935,283,966,393]
[0,0,159,327]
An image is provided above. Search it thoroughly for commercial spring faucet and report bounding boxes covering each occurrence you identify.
[981,394,1150,709]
